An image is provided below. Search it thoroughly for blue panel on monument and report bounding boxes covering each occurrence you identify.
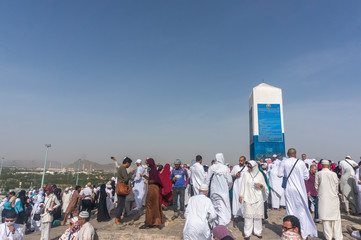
[250,104,285,160]
[250,135,285,160]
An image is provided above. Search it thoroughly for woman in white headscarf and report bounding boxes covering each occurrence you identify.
[240,160,269,240]
[206,153,233,227]
[106,184,114,214]
[30,188,45,232]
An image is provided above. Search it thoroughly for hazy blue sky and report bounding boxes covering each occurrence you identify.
[1,1,361,166]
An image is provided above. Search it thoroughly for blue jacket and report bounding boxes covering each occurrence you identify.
[171,168,188,188]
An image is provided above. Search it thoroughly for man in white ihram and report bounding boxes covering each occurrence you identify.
[62,188,72,215]
[206,153,233,227]
[339,155,358,215]
[268,154,285,210]
[183,184,217,240]
[315,160,343,240]
[190,155,206,196]
[230,156,248,223]
[301,153,314,170]
[278,148,317,239]
[133,159,146,210]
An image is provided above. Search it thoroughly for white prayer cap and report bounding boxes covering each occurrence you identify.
[136,159,142,164]
[69,186,73,189]
[199,184,208,192]
[71,217,78,223]
[321,160,330,165]
[65,188,69,191]
[111,177,115,181]
[272,154,277,158]
[346,155,352,159]
[79,211,89,219]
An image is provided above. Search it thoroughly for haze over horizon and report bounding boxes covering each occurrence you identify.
[1,1,361,166]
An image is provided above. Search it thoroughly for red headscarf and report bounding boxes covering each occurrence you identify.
[159,164,173,195]
[146,158,163,188]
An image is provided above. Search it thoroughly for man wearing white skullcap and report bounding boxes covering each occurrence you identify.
[315,160,343,240]
[77,211,94,240]
[183,184,216,240]
[134,159,146,210]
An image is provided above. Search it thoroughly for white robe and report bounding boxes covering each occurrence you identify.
[316,169,341,220]
[240,161,269,219]
[133,165,146,210]
[278,157,317,239]
[231,164,248,217]
[355,168,361,214]
[183,194,217,240]
[268,159,285,208]
[190,162,206,195]
[76,222,94,240]
[339,159,359,214]
[30,192,44,232]
[0,223,23,240]
[184,168,191,205]
[62,192,72,213]
[206,156,233,227]
[106,189,114,214]
[303,159,315,170]
[315,169,342,240]
[0,197,8,221]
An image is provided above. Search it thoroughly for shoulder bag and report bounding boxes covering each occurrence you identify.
[282,159,299,189]
[345,160,357,173]
[116,182,130,196]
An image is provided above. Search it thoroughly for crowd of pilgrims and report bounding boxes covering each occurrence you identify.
[1,149,361,240]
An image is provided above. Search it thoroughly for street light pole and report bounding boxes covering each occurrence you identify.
[0,157,4,179]
[76,158,81,185]
[41,144,51,188]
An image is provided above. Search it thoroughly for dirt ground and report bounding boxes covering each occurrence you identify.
[26,207,360,240]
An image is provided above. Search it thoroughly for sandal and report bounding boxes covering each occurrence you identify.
[345,225,354,234]
[139,224,150,229]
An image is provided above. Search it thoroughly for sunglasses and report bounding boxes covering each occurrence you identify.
[5,220,15,222]
[282,226,294,231]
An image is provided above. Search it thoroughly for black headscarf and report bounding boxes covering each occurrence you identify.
[99,184,107,201]
[17,190,26,207]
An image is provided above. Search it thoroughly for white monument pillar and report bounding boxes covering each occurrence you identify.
[249,83,285,160]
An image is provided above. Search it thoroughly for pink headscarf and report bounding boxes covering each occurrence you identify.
[45,185,53,193]
[213,225,235,240]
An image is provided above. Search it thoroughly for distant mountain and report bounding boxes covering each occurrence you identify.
[1,159,116,172]
[66,159,116,172]
[1,160,63,169]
